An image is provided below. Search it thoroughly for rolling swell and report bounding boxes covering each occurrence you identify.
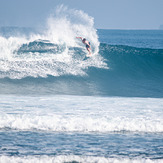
[0,43,163,97]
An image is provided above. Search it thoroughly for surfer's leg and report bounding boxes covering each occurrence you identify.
[87,47,91,55]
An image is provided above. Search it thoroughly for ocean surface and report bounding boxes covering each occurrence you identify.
[0,7,163,163]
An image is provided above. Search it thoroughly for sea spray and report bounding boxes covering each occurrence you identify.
[0,5,106,79]
[45,5,100,53]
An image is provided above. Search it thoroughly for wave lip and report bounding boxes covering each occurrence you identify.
[16,40,66,54]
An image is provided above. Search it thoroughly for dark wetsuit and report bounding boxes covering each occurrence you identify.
[86,42,90,49]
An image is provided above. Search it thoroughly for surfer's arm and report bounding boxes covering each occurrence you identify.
[76,37,83,40]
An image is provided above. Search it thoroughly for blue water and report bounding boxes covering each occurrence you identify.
[98,29,163,49]
[0,7,163,163]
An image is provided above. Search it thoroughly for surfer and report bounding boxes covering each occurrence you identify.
[76,37,91,55]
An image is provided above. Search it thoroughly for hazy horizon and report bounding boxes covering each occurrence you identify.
[0,0,163,29]
[0,26,163,30]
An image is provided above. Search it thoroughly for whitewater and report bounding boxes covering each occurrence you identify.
[0,6,163,163]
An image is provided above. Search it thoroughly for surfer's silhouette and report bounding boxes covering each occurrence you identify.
[76,37,91,55]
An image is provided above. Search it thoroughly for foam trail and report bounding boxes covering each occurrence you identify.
[0,155,162,163]
[0,96,163,133]
[0,112,162,132]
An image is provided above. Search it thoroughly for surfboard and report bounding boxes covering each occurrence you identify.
[83,54,92,60]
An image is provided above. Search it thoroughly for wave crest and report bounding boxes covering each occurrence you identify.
[0,6,107,79]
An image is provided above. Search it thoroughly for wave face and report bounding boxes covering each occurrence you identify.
[0,43,163,97]
[97,44,163,97]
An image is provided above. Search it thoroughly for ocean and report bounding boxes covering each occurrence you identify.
[0,6,163,163]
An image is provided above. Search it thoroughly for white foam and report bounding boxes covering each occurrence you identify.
[0,5,107,79]
[0,155,162,163]
[45,5,99,51]
[0,36,27,60]
[0,96,163,133]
